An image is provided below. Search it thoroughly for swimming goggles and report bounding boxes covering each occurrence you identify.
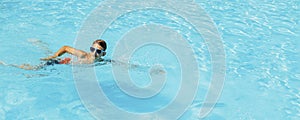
[90,47,104,54]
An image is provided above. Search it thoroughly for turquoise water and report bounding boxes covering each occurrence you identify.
[0,0,299,120]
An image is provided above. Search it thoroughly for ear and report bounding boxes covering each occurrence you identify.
[102,52,106,56]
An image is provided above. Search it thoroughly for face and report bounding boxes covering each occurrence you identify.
[91,41,106,57]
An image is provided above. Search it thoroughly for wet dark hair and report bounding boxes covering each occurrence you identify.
[93,39,107,51]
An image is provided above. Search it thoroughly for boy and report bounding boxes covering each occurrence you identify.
[41,39,107,64]
[0,39,107,70]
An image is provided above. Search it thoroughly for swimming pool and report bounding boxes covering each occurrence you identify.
[0,0,299,119]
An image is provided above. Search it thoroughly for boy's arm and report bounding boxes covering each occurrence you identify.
[41,46,87,61]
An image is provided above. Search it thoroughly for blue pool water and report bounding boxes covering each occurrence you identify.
[0,0,299,119]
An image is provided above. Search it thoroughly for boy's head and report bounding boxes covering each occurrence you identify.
[91,39,107,57]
